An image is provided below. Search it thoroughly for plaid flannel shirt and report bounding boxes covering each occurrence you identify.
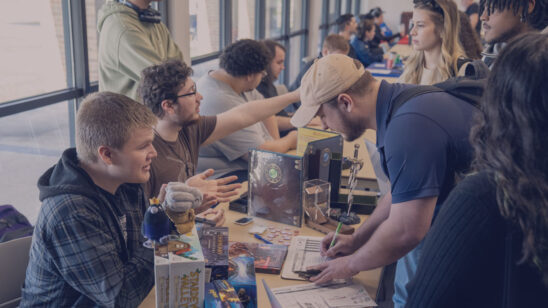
[21,183,154,307]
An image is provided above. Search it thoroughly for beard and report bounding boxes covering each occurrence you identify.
[337,108,367,142]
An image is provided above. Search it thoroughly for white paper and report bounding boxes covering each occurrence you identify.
[282,236,325,280]
[366,68,392,75]
[267,280,377,308]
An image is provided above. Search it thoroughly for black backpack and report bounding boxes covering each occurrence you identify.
[0,205,33,243]
[387,77,486,124]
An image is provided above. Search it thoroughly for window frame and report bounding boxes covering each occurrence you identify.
[0,0,169,146]
[190,0,309,86]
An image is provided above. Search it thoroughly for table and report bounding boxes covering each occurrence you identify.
[139,197,381,307]
[389,44,413,59]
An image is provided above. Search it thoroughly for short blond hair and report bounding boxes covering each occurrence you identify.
[323,34,350,54]
[76,92,157,163]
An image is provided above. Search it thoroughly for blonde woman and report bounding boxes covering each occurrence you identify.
[399,0,467,85]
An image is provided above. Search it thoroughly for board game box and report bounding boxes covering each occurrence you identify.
[198,226,229,282]
[248,149,304,227]
[205,280,243,308]
[228,256,257,308]
[228,241,288,274]
[154,226,205,308]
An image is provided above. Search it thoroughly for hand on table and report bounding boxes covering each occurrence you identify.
[286,130,298,150]
[320,232,356,258]
[197,208,226,226]
[307,255,359,285]
[185,169,242,213]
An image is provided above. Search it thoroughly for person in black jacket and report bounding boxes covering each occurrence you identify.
[406,33,548,308]
[369,7,402,49]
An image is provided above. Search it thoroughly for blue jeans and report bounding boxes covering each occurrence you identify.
[392,240,424,308]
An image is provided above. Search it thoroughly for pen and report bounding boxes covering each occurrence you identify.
[328,222,343,250]
[254,234,272,244]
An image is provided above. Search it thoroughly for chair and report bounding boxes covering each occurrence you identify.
[400,11,413,35]
[0,236,32,308]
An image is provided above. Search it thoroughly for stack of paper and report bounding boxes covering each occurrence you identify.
[263,279,377,308]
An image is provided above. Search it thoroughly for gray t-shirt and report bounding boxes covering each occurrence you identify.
[197,73,273,178]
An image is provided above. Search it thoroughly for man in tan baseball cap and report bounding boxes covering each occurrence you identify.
[290,54,378,141]
[296,54,478,308]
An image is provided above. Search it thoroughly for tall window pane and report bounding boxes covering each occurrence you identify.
[288,36,303,85]
[289,0,304,32]
[328,0,338,29]
[0,102,70,224]
[86,0,105,83]
[190,0,221,57]
[0,0,68,103]
[265,0,283,38]
[341,0,349,14]
[233,0,255,41]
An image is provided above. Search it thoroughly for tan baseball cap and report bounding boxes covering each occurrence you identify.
[290,54,365,127]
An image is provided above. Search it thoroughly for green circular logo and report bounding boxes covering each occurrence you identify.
[265,163,282,184]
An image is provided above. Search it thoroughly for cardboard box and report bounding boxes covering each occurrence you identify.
[198,226,229,282]
[205,280,243,308]
[228,256,257,308]
[154,226,205,308]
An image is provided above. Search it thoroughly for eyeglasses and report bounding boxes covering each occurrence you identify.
[174,84,197,99]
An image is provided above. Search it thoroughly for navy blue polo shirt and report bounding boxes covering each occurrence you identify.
[375,80,475,207]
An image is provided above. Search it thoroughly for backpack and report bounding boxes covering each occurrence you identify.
[457,57,490,80]
[387,77,486,124]
[0,205,34,243]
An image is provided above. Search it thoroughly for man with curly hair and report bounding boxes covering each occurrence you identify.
[480,0,548,67]
[138,56,301,217]
[196,39,299,182]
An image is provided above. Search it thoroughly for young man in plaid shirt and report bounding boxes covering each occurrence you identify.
[21,92,158,307]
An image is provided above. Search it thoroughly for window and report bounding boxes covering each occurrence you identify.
[189,0,221,57]
[0,1,93,224]
[328,0,339,26]
[0,102,70,224]
[287,35,303,84]
[265,0,283,38]
[232,0,255,41]
[290,0,304,32]
[0,0,68,103]
[86,0,105,83]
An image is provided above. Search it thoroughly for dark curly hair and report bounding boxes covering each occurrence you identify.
[219,39,270,77]
[480,0,548,30]
[138,59,193,118]
[471,33,548,286]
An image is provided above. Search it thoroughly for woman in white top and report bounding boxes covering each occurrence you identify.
[399,0,466,85]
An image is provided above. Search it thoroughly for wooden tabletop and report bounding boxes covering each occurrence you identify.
[139,197,381,308]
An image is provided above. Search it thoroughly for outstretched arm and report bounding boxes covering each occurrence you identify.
[202,90,300,146]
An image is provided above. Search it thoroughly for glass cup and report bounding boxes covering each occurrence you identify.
[303,179,331,224]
